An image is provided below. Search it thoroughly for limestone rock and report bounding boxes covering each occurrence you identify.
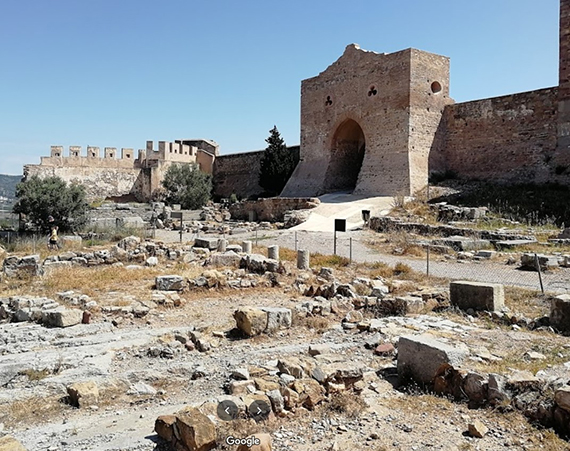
[42,308,83,327]
[174,407,216,451]
[208,251,241,268]
[555,386,570,412]
[550,294,570,333]
[450,281,504,312]
[261,307,292,333]
[3,254,41,277]
[291,378,325,409]
[67,381,99,408]
[397,334,468,386]
[155,275,185,291]
[117,235,141,251]
[155,415,177,442]
[236,433,272,451]
[234,307,267,336]
[468,419,488,438]
[0,435,26,451]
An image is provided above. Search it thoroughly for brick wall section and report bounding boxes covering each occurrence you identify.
[432,88,558,182]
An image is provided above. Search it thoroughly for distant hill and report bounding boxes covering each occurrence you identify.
[0,174,22,204]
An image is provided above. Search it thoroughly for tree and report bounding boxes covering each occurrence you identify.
[162,163,212,210]
[259,126,298,196]
[13,175,89,232]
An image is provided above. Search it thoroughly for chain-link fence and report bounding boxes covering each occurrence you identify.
[264,229,570,294]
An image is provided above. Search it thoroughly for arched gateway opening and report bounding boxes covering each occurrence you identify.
[324,119,365,192]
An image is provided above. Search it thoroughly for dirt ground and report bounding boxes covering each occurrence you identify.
[2,227,570,451]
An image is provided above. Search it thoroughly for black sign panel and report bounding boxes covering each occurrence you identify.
[334,219,346,232]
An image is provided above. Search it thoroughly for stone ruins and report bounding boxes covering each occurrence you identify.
[24,139,218,201]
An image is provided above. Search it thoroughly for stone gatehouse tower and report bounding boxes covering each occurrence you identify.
[282,45,453,197]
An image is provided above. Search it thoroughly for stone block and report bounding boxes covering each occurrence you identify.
[267,245,279,260]
[3,254,41,277]
[495,239,537,250]
[42,308,83,327]
[520,253,559,270]
[208,251,241,268]
[155,415,176,442]
[227,244,242,253]
[241,241,252,254]
[550,294,570,333]
[261,307,292,333]
[397,334,468,386]
[234,307,267,336]
[555,386,570,412]
[297,249,310,270]
[241,254,283,274]
[450,281,504,312]
[60,235,82,246]
[174,407,216,451]
[67,381,99,408]
[155,275,185,291]
[194,238,219,250]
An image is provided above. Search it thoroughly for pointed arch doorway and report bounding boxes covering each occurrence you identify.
[324,119,366,192]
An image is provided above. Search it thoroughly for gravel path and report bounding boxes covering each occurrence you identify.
[157,228,570,293]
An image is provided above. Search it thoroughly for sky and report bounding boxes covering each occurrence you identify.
[0,0,560,175]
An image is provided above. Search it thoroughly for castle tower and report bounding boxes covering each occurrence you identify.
[282,44,453,197]
[558,0,570,163]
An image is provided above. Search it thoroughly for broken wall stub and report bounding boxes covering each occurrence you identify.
[282,44,452,197]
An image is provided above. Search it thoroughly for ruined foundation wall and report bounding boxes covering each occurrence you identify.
[432,88,559,183]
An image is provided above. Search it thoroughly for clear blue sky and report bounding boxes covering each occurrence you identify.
[0,0,559,175]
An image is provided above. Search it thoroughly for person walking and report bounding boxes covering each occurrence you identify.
[48,225,59,250]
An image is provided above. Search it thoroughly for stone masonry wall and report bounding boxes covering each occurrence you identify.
[24,164,141,201]
[431,88,559,183]
[213,150,265,199]
[556,0,570,172]
[283,44,451,197]
[213,146,300,199]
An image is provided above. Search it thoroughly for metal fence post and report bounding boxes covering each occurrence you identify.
[534,253,545,294]
[426,246,430,277]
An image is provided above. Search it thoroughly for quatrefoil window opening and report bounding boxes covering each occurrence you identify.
[325,95,333,106]
[368,86,377,97]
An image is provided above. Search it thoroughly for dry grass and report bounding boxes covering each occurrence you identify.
[3,265,164,300]
[326,391,367,418]
[1,395,71,428]
[504,286,549,319]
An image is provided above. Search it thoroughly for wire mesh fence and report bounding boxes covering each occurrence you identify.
[269,229,570,294]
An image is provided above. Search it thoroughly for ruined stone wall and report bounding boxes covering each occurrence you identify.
[432,88,558,183]
[24,164,141,201]
[213,150,265,199]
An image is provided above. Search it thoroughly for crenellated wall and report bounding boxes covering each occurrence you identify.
[24,140,217,201]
